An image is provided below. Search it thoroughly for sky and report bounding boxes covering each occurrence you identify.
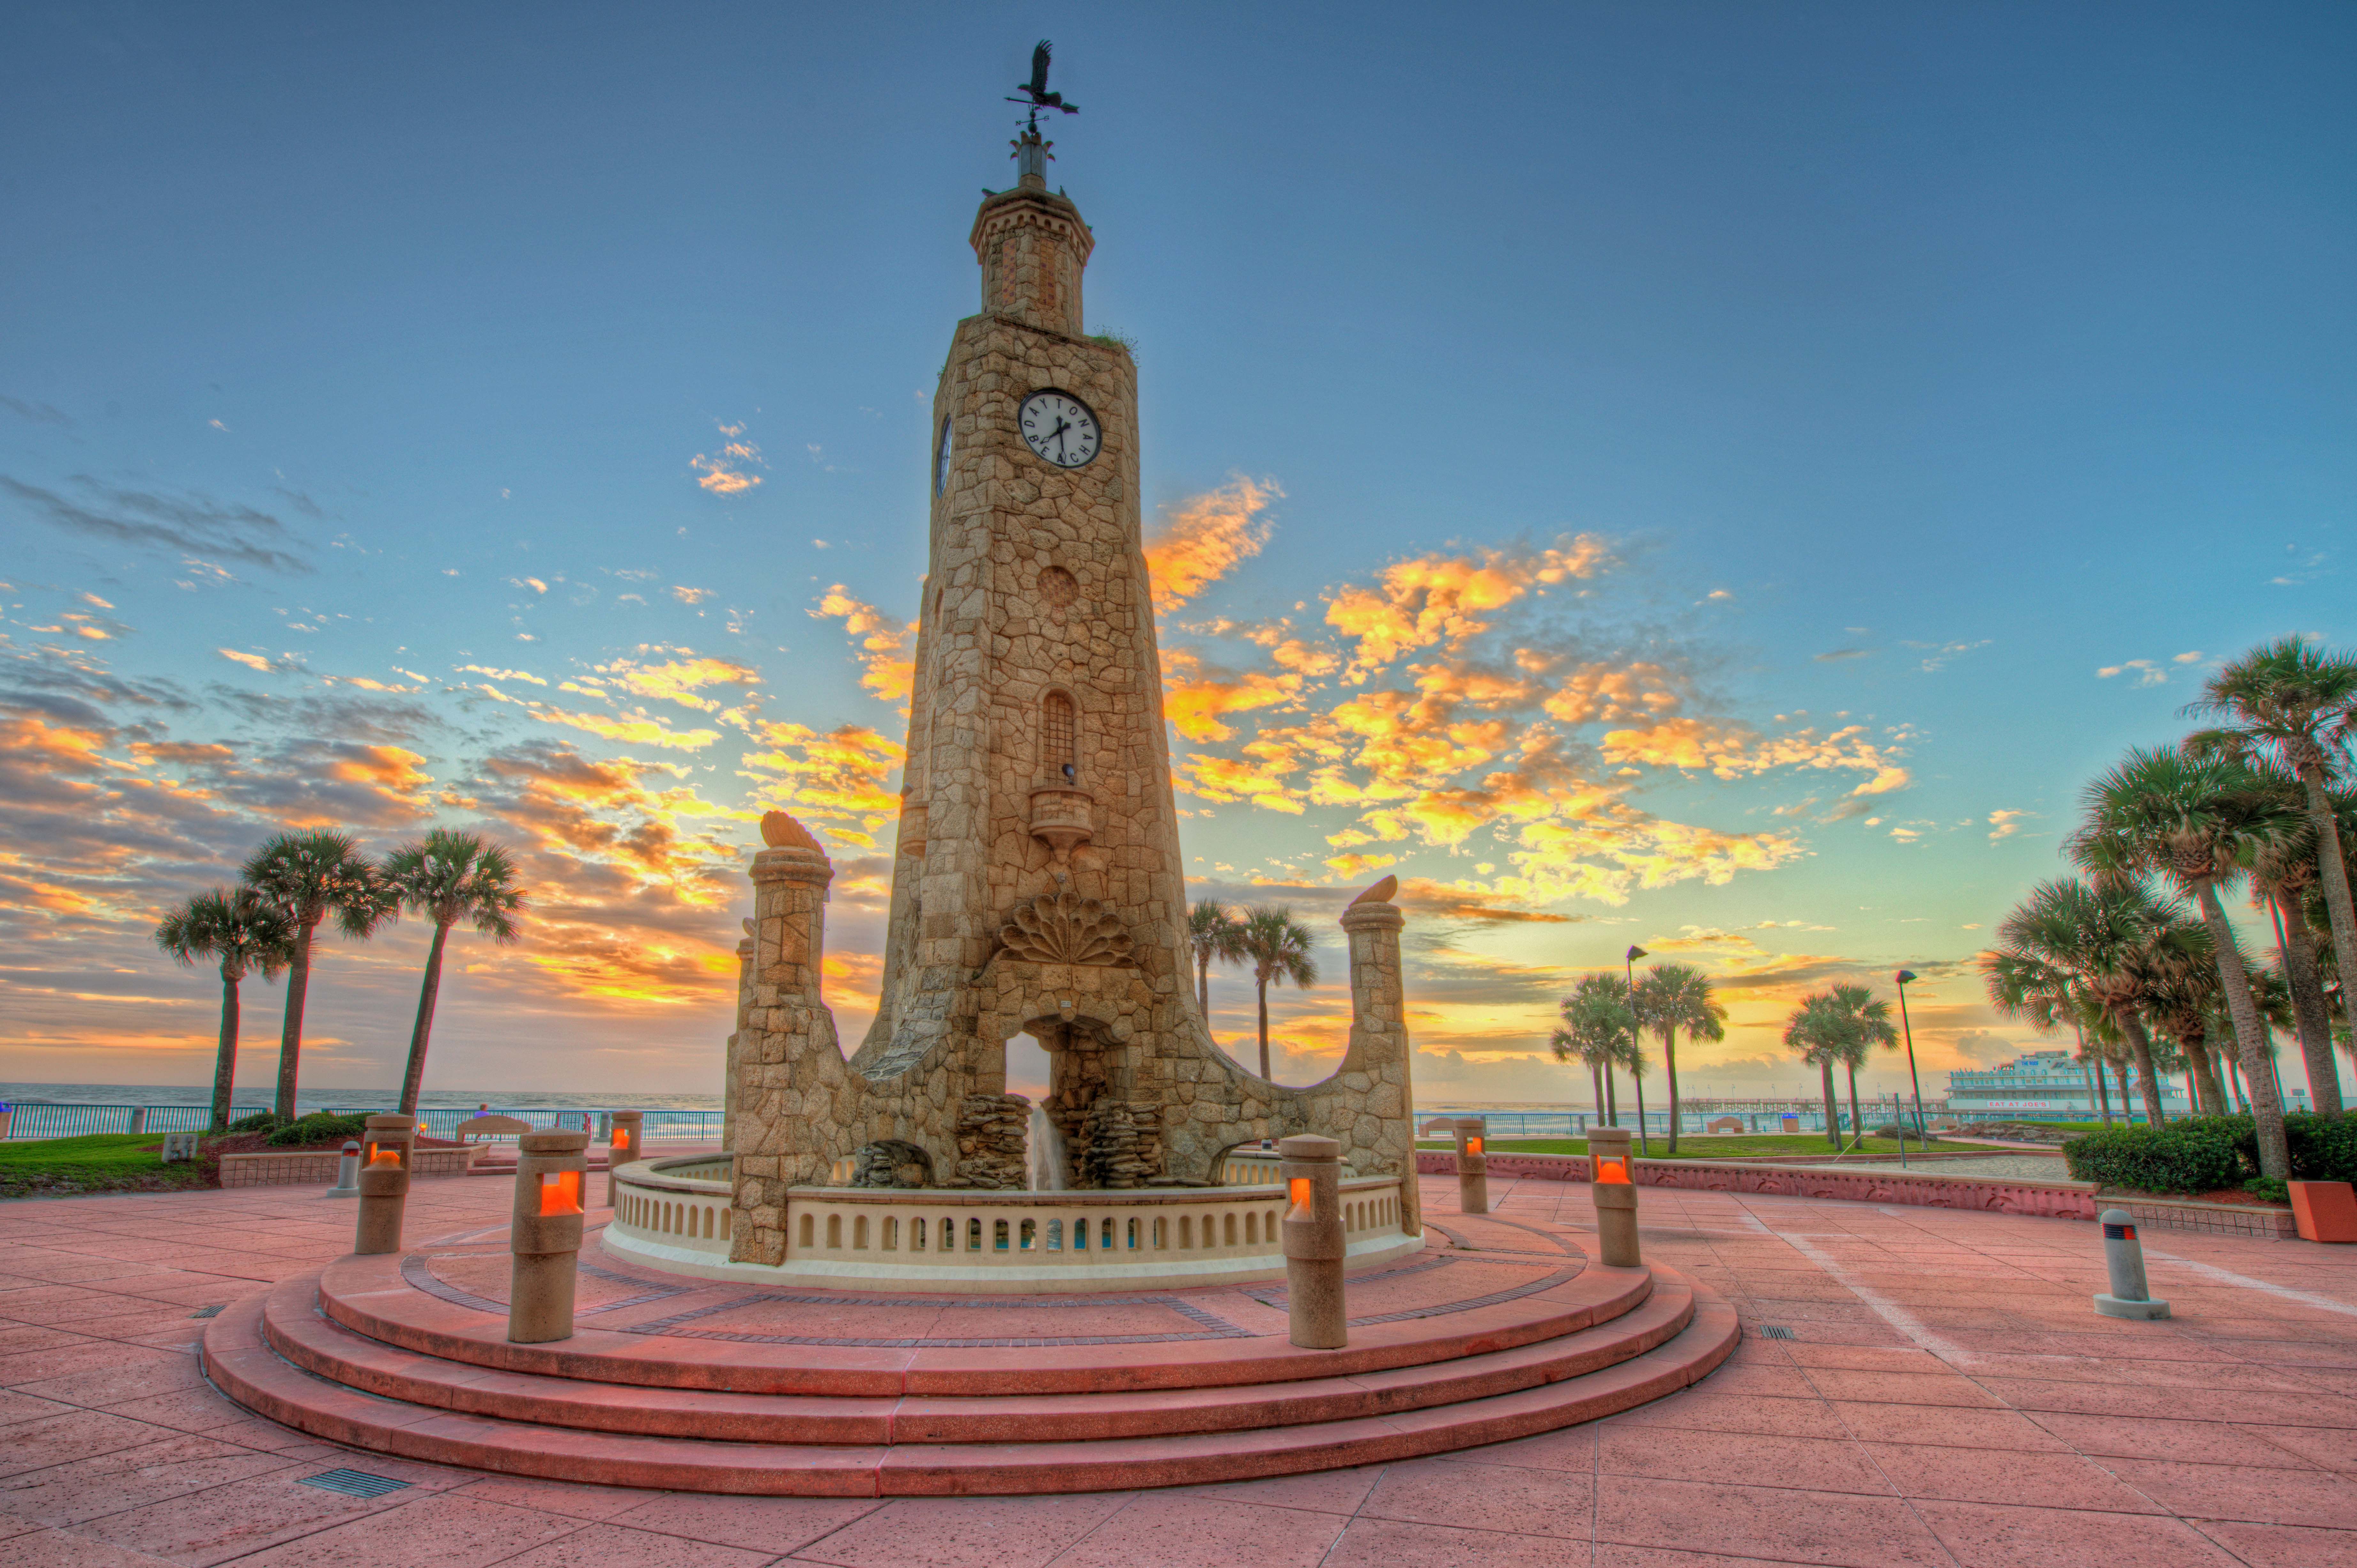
[2,2,2352,1109]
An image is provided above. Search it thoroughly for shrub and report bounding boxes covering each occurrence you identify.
[263,1111,371,1148]
[227,1110,282,1134]
[2244,1176,2290,1204]
[2062,1117,2247,1193]
[2065,1112,2357,1193]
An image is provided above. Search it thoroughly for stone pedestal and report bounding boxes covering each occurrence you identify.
[1281,1135,1347,1349]
[509,1130,591,1344]
[607,1111,643,1208]
[354,1115,416,1256]
[1588,1127,1640,1268]
[1453,1117,1489,1215]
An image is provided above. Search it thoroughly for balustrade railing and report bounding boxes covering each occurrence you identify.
[0,1103,727,1143]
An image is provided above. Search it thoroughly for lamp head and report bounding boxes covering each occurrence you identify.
[1625,945,1647,962]
[1896,969,1918,985]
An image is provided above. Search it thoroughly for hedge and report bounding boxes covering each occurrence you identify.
[2063,1113,2357,1194]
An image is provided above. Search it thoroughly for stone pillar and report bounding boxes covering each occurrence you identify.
[1339,890,1420,1237]
[509,1130,590,1343]
[2093,1208,2170,1319]
[1453,1117,1489,1215]
[353,1114,416,1256]
[731,825,838,1266]
[606,1111,643,1207]
[1280,1134,1347,1349]
[326,1140,361,1198]
[1588,1126,1640,1268]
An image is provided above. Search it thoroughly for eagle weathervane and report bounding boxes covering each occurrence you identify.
[1009,39,1079,120]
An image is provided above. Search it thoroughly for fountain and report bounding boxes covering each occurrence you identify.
[1028,1103,1068,1192]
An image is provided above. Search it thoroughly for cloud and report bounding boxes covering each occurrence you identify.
[0,395,72,428]
[671,586,712,606]
[1986,808,2034,843]
[809,588,915,706]
[2096,659,2167,686]
[3,476,310,573]
[737,721,903,849]
[457,665,549,686]
[1326,536,1609,680]
[1814,647,1872,662]
[588,649,759,713]
[2171,650,2203,665]
[691,421,767,494]
[1142,478,1278,615]
[216,648,301,675]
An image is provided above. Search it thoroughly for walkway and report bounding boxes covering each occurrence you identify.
[0,1167,2349,1565]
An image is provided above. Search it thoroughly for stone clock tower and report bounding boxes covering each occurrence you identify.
[722,122,1418,1263]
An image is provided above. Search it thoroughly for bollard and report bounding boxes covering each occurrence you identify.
[1280,1134,1347,1349]
[326,1140,362,1198]
[2092,1208,2170,1319]
[1588,1126,1642,1268]
[607,1111,643,1207]
[353,1115,417,1255]
[508,1130,591,1343]
[1453,1117,1489,1215]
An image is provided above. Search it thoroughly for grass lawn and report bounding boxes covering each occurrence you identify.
[1411,1133,2008,1160]
[0,1133,212,1197]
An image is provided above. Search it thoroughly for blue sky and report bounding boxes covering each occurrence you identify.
[2,3,2350,1105]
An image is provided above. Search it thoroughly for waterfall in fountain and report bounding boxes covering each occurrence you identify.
[1028,1104,1069,1191]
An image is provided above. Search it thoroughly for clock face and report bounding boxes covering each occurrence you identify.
[1017,390,1101,469]
[934,417,952,496]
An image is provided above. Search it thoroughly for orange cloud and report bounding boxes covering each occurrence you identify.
[1326,537,1608,680]
[589,649,760,713]
[810,588,916,706]
[738,722,904,848]
[1143,477,1278,615]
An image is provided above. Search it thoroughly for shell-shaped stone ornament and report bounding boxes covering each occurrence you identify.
[998,889,1135,966]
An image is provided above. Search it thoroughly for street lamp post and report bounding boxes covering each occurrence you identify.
[1625,945,1648,1154]
[1895,969,1928,1143]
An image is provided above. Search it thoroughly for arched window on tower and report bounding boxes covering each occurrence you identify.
[1042,691,1077,783]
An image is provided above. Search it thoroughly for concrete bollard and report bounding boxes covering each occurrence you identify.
[508,1130,591,1343]
[353,1115,417,1255]
[2092,1208,2170,1319]
[606,1110,643,1207]
[1280,1134,1347,1349]
[326,1140,362,1198]
[1588,1126,1641,1268]
[1453,1117,1489,1215]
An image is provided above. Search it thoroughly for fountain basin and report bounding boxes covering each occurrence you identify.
[606,1154,1419,1292]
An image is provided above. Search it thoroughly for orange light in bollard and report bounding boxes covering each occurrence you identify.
[1466,1136,1483,1156]
[538,1170,583,1216]
[365,1144,399,1167]
[613,1128,632,1155]
[1289,1177,1312,1213]
[1595,1155,1631,1184]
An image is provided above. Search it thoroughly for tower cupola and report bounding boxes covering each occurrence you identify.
[970,126,1094,337]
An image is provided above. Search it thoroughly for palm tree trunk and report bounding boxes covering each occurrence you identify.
[2090,1057,2111,1128]
[211,965,241,1133]
[274,919,317,1119]
[1820,1057,1840,1149]
[2277,895,2345,1116]
[2195,883,2290,1178]
[398,921,452,1116]
[1196,953,1210,1019]
[1604,1063,1618,1126]
[1589,1062,1603,1125]
[1632,1070,1648,1156]
[1255,975,1271,1081]
[2300,766,2357,1040]
[2180,1026,2225,1115]
[2110,1056,2133,1120]
[2120,1015,2167,1127]
[1664,1027,1681,1155]
[1845,1061,1863,1150]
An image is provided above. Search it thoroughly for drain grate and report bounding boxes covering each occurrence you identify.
[1758,1324,1796,1340]
[298,1469,411,1500]
[189,1304,225,1319]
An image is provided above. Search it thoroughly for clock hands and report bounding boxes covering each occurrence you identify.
[1048,416,1071,460]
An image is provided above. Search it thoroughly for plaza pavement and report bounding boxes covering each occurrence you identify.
[0,1157,2350,1567]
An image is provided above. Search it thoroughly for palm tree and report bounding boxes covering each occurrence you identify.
[1633,964,1725,1155]
[241,830,390,1118]
[2074,748,2304,1177]
[380,830,527,1117]
[2248,812,2344,1115]
[1186,899,1247,1021]
[1552,975,1633,1130]
[1237,906,1317,1081]
[1993,876,2180,1127]
[1783,994,1845,1149]
[1619,1025,1653,1155]
[2186,636,2357,1051]
[155,888,296,1131]
[1823,983,1898,1146]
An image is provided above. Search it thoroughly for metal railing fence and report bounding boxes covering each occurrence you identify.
[0,1103,726,1143]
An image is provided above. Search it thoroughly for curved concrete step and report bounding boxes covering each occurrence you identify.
[315,1246,1650,1397]
[259,1271,1697,1444]
[203,1280,1740,1495]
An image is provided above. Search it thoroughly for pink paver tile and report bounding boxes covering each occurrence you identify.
[1434,1423,1596,1474]
[607,1494,884,1555]
[449,1476,667,1521]
[2242,1421,2357,1472]
[1911,1500,2243,1568]
[229,1493,585,1568]
[9,1357,205,1412]
[1795,1367,2006,1407]
[1360,1457,1592,1537]
[1602,1393,1841,1438]
[1593,1476,1945,1568]
[0,1399,75,1435]
[1320,1516,1593,1568]
[0,1434,293,1527]
[2095,1455,2357,1528]
[2026,1411,2325,1467]
[1046,1493,1348,1568]
[1826,1401,2066,1450]
[485,1522,772,1568]
[2194,1519,2357,1568]
[1861,1440,2163,1512]
[1598,1426,1889,1495]
[0,1531,182,1567]
[0,1412,173,1479]
[71,1471,406,1567]
[787,1494,1132,1568]
[1171,1464,1383,1515]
